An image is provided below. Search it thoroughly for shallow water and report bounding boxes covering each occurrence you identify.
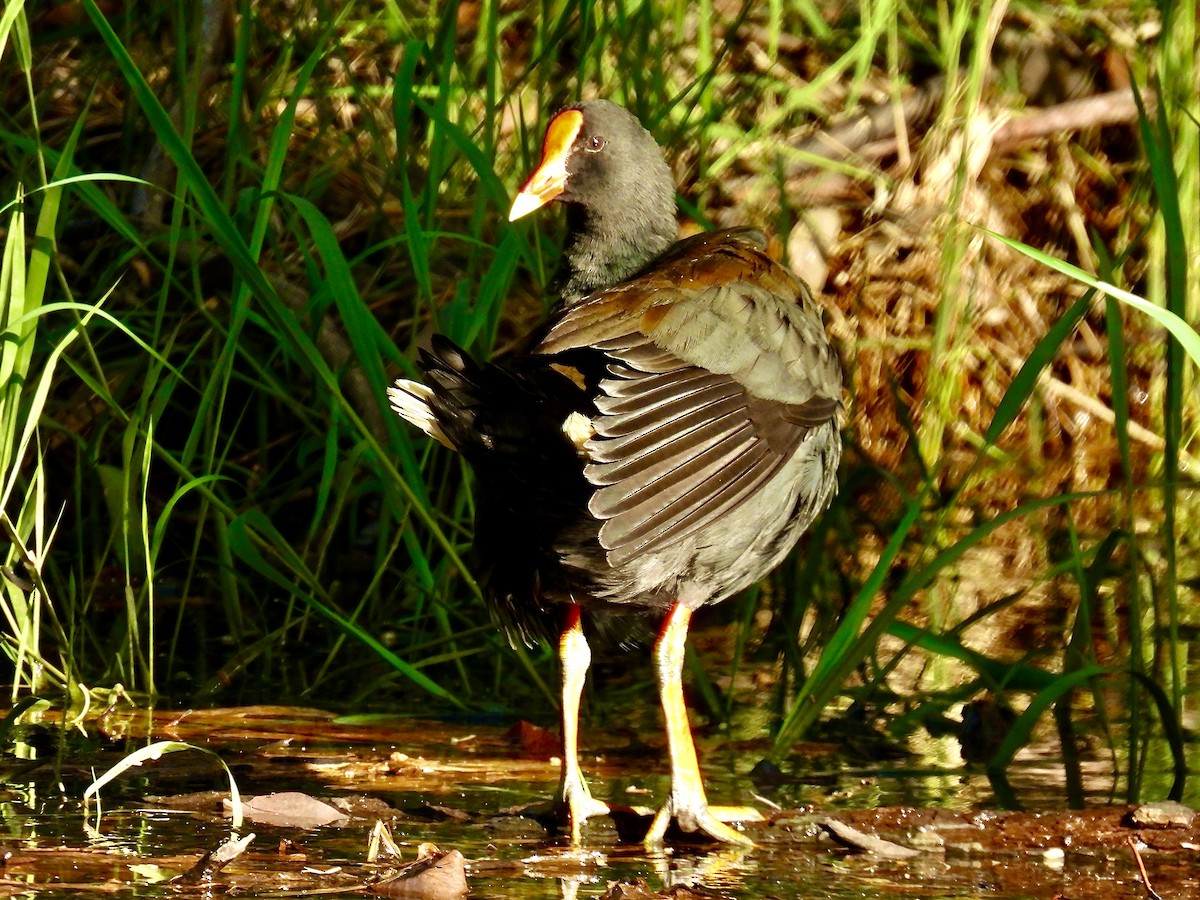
[3,704,1198,898]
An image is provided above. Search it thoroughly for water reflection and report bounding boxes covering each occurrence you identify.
[5,701,1200,899]
[547,846,753,899]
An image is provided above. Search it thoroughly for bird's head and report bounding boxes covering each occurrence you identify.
[509,99,673,224]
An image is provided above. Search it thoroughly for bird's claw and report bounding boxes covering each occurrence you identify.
[551,778,610,844]
[643,795,756,848]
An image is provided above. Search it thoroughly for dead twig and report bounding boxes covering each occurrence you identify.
[1127,836,1164,900]
[993,88,1156,150]
[990,341,1200,472]
[787,77,944,173]
[176,832,255,885]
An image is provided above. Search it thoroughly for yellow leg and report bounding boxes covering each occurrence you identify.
[644,603,754,848]
[555,605,609,843]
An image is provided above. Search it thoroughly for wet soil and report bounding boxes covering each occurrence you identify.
[3,704,1197,898]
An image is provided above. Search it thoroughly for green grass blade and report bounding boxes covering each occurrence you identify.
[984,293,1092,445]
[772,493,924,754]
[1128,670,1188,801]
[1133,77,1188,713]
[226,511,465,709]
[83,740,244,828]
[886,621,1057,692]
[986,665,1110,773]
[982,231,1200,367]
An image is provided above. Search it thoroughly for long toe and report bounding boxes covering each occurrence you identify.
[708,805,766,826]
[644,796,755,848]
[555,779,611,844]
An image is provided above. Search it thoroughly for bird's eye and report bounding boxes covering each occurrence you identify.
[585,135,607,153]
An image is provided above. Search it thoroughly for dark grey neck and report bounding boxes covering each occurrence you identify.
[553,200,677,306]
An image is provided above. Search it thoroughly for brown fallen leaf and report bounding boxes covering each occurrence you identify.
[601,880,659,900]
[821,817,921,858]
[234,792,349,828]
[371,846,467,898]
[509,719,559,759]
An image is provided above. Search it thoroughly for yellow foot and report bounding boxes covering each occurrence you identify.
[532,777,609,844]
[543,777,610,844]
[643,796,757,848]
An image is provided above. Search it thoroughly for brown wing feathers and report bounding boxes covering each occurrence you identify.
[536,229,841,569]
[397,244,832,573]
[580,342,794,566]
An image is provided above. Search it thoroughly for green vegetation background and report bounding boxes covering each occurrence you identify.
[2,0,1197,793]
